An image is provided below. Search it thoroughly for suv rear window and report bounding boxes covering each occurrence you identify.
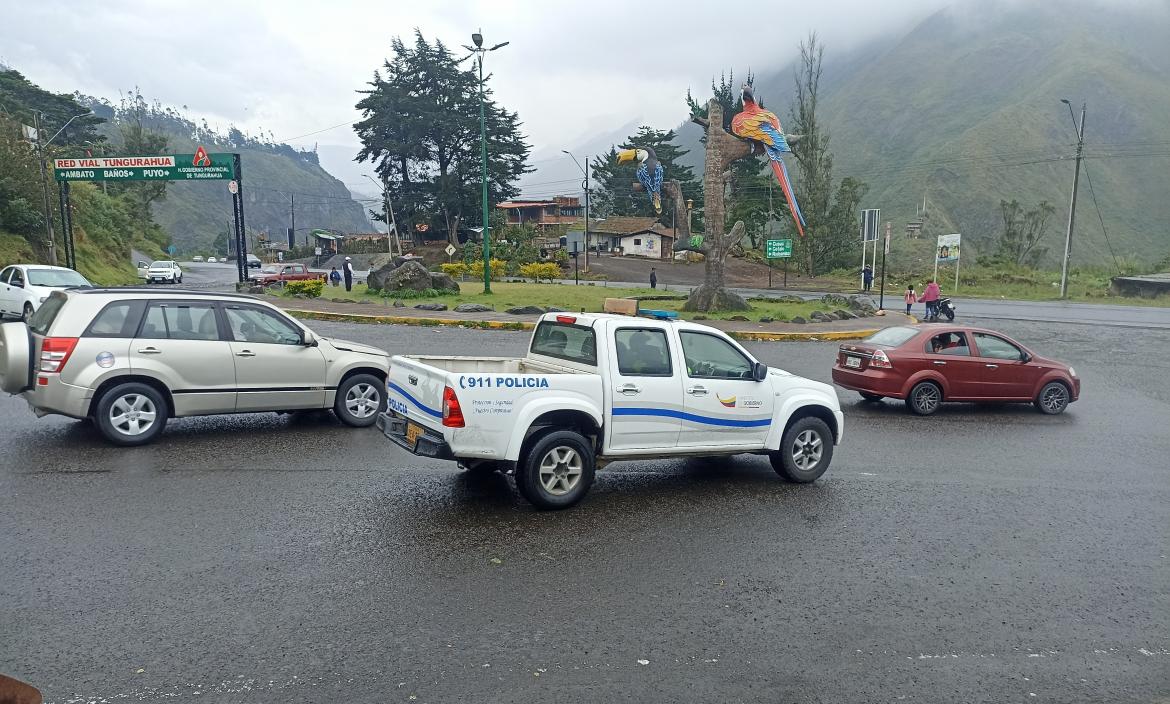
[530,321,597,366]
[84,300,146,338]
[864,326,920,347]
[27,294,67,336]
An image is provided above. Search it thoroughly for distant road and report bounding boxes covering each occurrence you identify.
[164,258,1169,330]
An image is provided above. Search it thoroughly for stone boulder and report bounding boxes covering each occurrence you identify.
[429,272,460,294]
[728,315,750,322]
[822,293,851,307]
[366,261,397,291]
[414,303,448,311]
[759,317,774,323]
[810,311,834,322]
[835,309,859,320]
[384,261,433,292]
[454,303,494,313]
[790,316,807,324]
[848,294,877,312]
[776,295,805,303]
[392,299,406,308]
[506,305,546,315]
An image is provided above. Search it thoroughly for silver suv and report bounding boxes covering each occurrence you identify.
[0,289,389,446]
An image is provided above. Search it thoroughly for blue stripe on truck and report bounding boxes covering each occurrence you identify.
[612,407,771,428]
[387,381,443,419]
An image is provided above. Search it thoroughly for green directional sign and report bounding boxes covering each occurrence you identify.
[53,150,234,182]
[766,238,793,259]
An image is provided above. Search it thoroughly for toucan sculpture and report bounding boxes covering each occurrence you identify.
[730,84,806,237]
[616,147,664,215]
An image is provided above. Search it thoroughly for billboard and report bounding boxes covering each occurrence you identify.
[861,209,880,242]
[936,233,961,263]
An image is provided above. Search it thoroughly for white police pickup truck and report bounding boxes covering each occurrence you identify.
[377,312,844,509]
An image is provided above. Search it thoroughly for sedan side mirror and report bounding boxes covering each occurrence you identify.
[753,361,769,381]
[1021,352,1032,363]
[302,330,319,347]
[11,280,23,289]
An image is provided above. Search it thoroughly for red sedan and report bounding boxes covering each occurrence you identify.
[831,325,1080,415]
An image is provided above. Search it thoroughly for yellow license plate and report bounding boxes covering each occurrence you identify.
[405,422,424,445]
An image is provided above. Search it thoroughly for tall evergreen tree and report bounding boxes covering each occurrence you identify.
[354,31,531,245]
[591,126,699,225]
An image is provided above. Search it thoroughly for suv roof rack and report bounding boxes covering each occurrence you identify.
[77,288,257,299]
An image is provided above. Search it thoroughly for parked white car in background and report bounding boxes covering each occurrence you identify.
[146,260,183,284]
[207,257,218,263]
[0,265,92,321]
[192,256,204,262]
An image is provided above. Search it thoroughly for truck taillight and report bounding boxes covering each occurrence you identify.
[442,386,465,428]
[555,315,577,324]
[870,349,892,369]
[39,337,78,373]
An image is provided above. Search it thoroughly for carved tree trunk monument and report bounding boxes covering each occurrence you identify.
[664,99,755,312]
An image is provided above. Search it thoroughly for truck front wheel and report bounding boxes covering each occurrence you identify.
[516,430,595,510]
[771,416,834,483]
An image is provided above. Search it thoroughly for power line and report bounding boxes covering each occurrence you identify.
[1078,161,1122,272]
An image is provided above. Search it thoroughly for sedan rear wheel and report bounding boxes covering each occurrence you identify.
[907,381,942,416]
[1035,381,1070,415]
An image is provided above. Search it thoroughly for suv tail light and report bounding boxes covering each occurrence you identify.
[40,337,79,373]
[869,349,892,369]
[442,386,465,428]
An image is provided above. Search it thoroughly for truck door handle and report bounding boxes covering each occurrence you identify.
[686,385,708,396]
[616,383,641,395]
[137,347,161,354]
[235,349,256,358]
[985,363,998,369]
[933,361,947,365]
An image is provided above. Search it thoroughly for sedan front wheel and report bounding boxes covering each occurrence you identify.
[1035,381,1070,415]
[907,381,942,416]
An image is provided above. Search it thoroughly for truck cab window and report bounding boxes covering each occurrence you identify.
[680,331,753,379]
[615,329,672,376]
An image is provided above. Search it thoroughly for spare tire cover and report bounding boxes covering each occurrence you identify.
[0,322,32,394]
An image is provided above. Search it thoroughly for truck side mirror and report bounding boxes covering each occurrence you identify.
[753,361,768,381]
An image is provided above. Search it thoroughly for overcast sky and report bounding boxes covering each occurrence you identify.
[2,0,960,189]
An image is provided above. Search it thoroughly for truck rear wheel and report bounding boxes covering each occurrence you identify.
[516,430,595,510]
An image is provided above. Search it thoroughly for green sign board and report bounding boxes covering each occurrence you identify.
[53,150,234,182]
[766,238,793,259]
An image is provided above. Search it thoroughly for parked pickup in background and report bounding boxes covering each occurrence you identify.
[252,263,318,286]
[378,312,845,509]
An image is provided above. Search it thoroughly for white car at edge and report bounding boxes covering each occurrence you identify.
[146,260,183,284]
[0,264,93,321]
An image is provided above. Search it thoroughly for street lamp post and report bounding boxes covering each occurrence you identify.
[562,150,590,273]
[33,112,88,267]
[1058,99,1085,300]
[364,174,402,256]
[467,30,509,294]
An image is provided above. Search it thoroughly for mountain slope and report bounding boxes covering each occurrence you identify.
[682,1,1170,266]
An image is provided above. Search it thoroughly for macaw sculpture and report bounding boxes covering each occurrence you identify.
[617,147,664,215]
[730,84,806,237]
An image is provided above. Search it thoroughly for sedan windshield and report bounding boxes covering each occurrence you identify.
[26,269,91,287]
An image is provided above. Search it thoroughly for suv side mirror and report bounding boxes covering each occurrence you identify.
[753,361,769,381]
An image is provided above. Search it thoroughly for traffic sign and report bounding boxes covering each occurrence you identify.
[53,149,234,181]
[228,180,238,194]
[167,245,177,255]
[444,243,457,256]
[766,239,793,259]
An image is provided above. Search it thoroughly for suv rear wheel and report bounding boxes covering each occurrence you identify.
[94,382,168,446]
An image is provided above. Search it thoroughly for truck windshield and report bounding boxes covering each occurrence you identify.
[530,321,596,366]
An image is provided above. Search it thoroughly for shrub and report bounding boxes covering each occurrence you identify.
[467,259,506,281]
[284,279,325,298]
[519,262,562,282]
[439,262,468,278]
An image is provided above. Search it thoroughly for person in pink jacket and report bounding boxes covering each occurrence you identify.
[920,279,941,320]
[904,285,917,315]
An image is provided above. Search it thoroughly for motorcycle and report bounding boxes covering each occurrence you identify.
[926,297,956,322]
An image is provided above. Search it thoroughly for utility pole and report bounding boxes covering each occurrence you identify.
[1059,100,1085,300]
[290,193,295,246]
[468,30,509,294]
[34,112,58,266]
[383,174,401,256]
[584,158,590,273]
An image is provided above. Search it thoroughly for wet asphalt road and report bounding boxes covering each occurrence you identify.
[1,320,1168,703]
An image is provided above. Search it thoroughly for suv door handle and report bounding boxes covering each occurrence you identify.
[616,383,641,395]
[137,347,161,354]
[686,385,709,396]
[985,363,998,369]
[235,349,256,358]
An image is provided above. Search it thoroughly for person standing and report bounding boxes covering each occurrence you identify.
[861,265,874,292]
[329,267,341,287]
[343,257,354,292]
[649,267,658,290]
[904,284,917,316]
[921,278,941,320]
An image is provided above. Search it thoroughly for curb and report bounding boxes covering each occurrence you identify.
[286,308,882,341]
